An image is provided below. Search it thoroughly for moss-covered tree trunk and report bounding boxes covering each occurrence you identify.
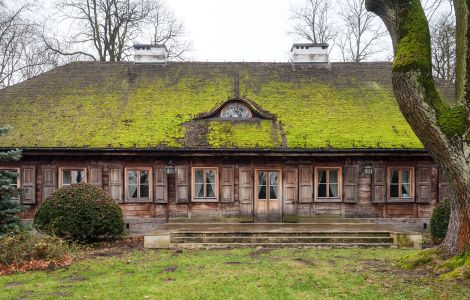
[365,0,470,256]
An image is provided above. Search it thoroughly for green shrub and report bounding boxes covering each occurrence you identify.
[33,183,124,242]
[430,198,451,241]
[0,231,71,266]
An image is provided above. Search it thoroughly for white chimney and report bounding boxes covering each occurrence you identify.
[134,44,167,64]
[290,43,329,64]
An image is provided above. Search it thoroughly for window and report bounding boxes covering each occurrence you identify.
[60,168,86,187]
[389,167,414,200]
[257,171,279,200]
[126,169,152,200]
[192,168,218,201]
[0,168,20,200]
[315,167,342,201]
[220,103,252,118]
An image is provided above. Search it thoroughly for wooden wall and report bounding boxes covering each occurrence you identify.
[0,154,444,221]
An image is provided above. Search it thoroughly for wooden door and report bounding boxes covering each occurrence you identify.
[255,170,281,222]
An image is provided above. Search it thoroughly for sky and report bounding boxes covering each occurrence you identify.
[37,0,452,63]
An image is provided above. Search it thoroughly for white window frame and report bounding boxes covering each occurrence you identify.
[0,168,20,200]
[192,167,219,202]
[59,167,87,188]
[125,167,153,202]
[314,167,342,202]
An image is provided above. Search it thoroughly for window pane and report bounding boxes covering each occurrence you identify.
[390,184,399,198]
[402,169,410,184]
[140,184,149,198]
[195,170,204,184]
[269,172,278,186]
[128,171,138,185]
[206,170,216,185]
[258,185,266,199]
[329,170,338,184]
[195,183,204,198]
[318,183,327,197]
[206,183,216,198]
[140,171,149,185]
[402,183,411,198]
[270,186,278,199]
[129,184,138,198]
[72,170,84,184]
[329,183,338,198]
[63,170,72,185]
[390,170,399,184]
[258,172,267,186]
[318,170,327,184]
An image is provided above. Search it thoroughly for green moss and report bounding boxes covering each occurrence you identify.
[398,248,441,270]
[207,120,279,148]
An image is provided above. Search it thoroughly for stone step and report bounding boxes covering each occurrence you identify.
[171,236,394,244]
[169,242,396,249]
[171,231,392,238]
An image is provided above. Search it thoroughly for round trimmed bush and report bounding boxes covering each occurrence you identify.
[430,198,451,242]
[33,183,124,242]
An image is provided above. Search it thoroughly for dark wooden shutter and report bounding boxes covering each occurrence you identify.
[239,166,253,217]
[439,168,450,201]
[154,166,168,203]
[89,166,102,187]
[221,166,234,203]
[299,165,313,203]
[416,165,432,203]
[372,166,386,203]
[109,167,123,203]
[343,165,359,203]
[175,166,190,203]
[283,167,298,218]
[21,166,36,204]
[42,166,57,200]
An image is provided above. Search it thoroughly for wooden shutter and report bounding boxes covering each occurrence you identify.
[283,167,298,217]
[175,166,190,203]
[154,166,168,203]
[439,168,450,201]
[343,165,359,203]
[21,166,36,204]
[109,167,123,203]
[42,166,57,200]
[89,166,102,187]
[299,165,313,203]
[372,166,386,203]
[239,166,253,217]
[416,165,432,203]
[221,166,235,203]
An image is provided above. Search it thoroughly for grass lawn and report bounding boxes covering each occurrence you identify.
[1,246,469,300]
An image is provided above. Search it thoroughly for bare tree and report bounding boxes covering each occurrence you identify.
[0,2,58,88]
[430,11,456,81]
[337,0,387,62]
[43,0,190,62]
[289,0,337,45]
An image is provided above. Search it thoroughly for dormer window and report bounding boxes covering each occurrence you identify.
[220,102,252,118]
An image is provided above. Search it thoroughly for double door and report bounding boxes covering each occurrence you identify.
[255,170,281,222]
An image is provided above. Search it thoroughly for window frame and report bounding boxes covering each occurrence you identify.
[254,169,282,201]
[0,168,20,201]
[387,167,415,203]
[125,167,153,202]
[191,167,219,203]
[314,167,342,202]
[58,167,87,188]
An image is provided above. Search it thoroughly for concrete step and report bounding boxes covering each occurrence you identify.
[171,236,394,244]
[169,242,396,249]
[171,231,392,238]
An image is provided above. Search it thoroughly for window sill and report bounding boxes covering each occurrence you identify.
[192,198,219,203]
[125,198,154,203]
[387,198,415,204]
[314,198,342,203]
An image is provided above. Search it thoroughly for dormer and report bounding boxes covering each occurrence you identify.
[196,98,275,120]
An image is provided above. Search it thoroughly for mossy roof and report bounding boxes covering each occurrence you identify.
[0,61,455,150]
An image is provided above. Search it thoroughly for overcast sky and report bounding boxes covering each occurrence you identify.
[38,0,452,62]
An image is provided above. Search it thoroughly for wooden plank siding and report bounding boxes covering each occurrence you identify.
[0,156,442,221]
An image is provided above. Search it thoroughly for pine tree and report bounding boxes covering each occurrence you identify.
[0,126,22,235]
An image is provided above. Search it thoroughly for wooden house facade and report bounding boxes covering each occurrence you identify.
[0,60,453,230]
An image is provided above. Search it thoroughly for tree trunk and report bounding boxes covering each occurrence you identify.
[366,0,470,255]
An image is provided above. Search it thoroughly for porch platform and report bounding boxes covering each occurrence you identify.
[144,223,423,249]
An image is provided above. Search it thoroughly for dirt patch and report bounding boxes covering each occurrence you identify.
[225,261,243,265]
[5,281,23,288]
[62,275,88,283]
[293,258,315,266]
[249,247,273,259]
[163,265,178,273]
[48,291,72,297]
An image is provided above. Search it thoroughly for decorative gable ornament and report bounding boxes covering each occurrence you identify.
[220,102,252,118]
[196,98,275,120]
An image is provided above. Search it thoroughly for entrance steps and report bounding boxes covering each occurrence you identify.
[143,223,422,249]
